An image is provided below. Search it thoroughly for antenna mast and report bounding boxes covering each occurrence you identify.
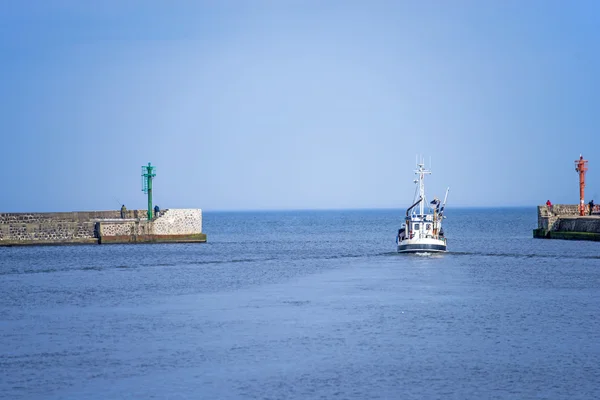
[414,157,431,216]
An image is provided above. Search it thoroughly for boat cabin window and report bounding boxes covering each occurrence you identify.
[426,224,431,230]
[413,223,420,230]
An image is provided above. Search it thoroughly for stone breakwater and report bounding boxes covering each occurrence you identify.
[533,205,600,241]
[0,209,206,246]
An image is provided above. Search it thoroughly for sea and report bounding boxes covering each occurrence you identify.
[1,208,599,400]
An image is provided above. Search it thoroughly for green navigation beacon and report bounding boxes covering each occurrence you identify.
[141,162,157,220]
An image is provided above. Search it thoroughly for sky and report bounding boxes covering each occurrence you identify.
[1,1,599,212]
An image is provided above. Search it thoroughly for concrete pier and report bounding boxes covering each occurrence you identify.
[533,205,600,241]
[0,209,206,246]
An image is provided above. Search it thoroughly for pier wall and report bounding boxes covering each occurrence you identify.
[556,217,600,233]
[98,209,205,244]
[534,205,600,241]
[545,204,579,216]
[0,209,205,246]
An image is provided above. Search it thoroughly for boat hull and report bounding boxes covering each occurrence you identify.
[397,238,447,253]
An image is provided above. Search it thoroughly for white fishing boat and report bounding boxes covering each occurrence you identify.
[396,160,449,253]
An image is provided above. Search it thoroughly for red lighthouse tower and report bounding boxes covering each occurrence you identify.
[575,155,588,216]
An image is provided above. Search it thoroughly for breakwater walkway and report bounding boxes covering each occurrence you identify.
[0,209,206,246]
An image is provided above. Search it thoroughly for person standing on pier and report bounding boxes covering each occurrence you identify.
[546,200,553,214]
[589,199,594,215]
[121,204,127,219]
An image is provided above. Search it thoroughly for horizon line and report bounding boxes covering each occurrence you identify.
[202,205,542,212]
[0,204,555,214]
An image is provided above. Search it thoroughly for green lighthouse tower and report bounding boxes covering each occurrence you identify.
[141,162,156,220]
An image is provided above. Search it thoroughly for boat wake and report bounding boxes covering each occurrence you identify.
[449,251,600,260]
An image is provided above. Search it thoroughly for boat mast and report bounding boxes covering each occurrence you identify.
[415,158,431,216]
[439,187,450,217]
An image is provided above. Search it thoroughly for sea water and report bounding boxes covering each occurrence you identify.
[1,208,599,399]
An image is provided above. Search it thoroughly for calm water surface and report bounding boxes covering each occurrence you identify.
[1,208,599,399]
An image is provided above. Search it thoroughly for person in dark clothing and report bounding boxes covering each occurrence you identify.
[589,200,594,216]
[154,205,160,218]
[431,198,440,213]
[120,204,126,219]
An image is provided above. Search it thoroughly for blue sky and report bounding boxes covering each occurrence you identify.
[1,1,599,211]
